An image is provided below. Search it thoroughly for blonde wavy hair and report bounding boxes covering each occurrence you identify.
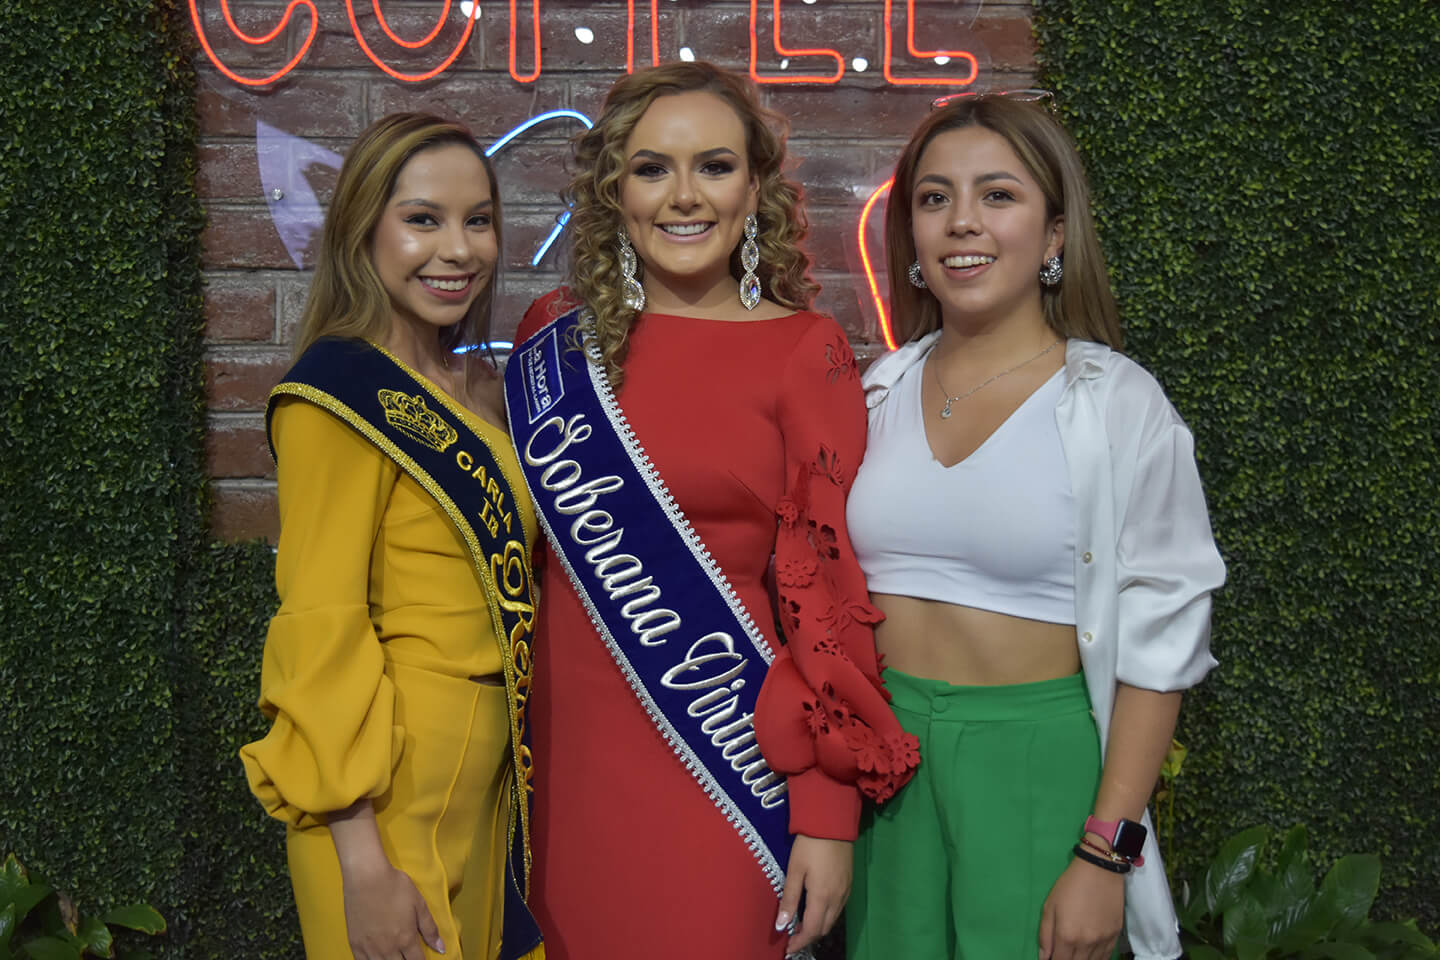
[885,96,1123,350]
[566,61,819,386]
[292,113,503,360]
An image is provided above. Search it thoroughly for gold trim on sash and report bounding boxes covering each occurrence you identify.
[268,345,537,897]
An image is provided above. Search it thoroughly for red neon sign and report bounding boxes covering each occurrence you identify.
[347,0,479,83]
[190,1,983,88]
[509,0,541,83]
[627,0,661,74]
[857,179,898,351]
[187,0,317,88]
[748,0,843,85]
[883,0,979,86]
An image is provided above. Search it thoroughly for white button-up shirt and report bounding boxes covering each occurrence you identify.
[863,334,1226,960]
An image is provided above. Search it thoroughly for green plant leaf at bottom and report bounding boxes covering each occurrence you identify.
[72,918,112,957]
[1208,826,1270,916]
[1298,942,1377,960]
[99,906,164,936]
[1,902,16,956]
[19,937,82,960]
[1237,938,1272,960]
[1188,945,1229,960]
[0,870,52,932]
[1320,856,1382,935]
[1357,921,1436,951]
[1225,895,1270,949]
[1277,825,1310,875]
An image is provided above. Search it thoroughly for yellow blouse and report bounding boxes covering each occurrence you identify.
[240,394,539,828]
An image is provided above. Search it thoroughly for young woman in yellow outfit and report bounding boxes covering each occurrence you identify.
[240,113,544,960]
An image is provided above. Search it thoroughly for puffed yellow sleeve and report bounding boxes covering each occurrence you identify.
[239,397,402,828]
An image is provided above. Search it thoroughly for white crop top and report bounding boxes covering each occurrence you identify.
[847,351,1077,625]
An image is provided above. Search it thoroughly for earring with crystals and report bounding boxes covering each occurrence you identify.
[907,261,928,289]
[617,227,645,311]
[739,213,761,311]
[1039,254,1063,287]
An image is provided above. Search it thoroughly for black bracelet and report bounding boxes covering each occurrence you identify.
[1072,843,1131,874]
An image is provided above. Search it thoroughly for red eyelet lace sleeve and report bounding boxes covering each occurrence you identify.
[754,316,921,840]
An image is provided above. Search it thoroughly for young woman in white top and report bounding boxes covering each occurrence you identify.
[845,93,1226,960]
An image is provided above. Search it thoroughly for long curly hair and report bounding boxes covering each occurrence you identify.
[566,61,819,387]
[292,113,503,360]
[885,96,1122,350]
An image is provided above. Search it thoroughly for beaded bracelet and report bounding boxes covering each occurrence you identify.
[1072,843,1131,875]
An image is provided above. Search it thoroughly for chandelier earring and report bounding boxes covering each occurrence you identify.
[739,213,762,311]
[908,261,928,289]
[617,227,645,311]
[1040,254,1064,288]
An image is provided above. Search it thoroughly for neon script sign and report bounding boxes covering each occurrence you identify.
[189,0,980,88]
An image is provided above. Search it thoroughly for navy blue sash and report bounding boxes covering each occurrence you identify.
[269,337,542,960]
[503,309,790,894]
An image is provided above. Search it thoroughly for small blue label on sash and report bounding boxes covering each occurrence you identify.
[520,325,565,424]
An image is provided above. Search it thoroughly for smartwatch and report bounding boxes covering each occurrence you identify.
[1083,815,1147,866]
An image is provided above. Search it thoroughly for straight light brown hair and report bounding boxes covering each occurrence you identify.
[885,96,1122,350]
[293,113,503,360]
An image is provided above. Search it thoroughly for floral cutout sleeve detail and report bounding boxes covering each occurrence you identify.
[755,319,921,840]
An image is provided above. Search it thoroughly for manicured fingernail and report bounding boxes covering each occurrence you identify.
[774,910,792,932]
[434,939,446,954]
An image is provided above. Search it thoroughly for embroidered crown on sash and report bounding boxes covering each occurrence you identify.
[378,388,459,452]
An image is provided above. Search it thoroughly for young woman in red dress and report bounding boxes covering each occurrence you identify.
[510,62,919,959]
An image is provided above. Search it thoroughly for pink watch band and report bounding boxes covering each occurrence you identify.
[1083,815,1146,867]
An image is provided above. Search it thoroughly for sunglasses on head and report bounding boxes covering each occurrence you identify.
[930,88,1054,110]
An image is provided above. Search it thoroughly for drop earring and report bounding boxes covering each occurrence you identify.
[908,261,928,289]
[618,227,645,311]
[739,213,761,311]
[1040,255,1063,287]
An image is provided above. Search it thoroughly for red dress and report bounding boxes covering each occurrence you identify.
[515,292,919,960]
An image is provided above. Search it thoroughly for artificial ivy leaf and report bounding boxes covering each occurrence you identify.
[1162,738,1188,780]
[1207,825,1269,916]
[99,906,164,936]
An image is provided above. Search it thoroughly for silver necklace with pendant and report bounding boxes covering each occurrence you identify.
[932,338,1063,419]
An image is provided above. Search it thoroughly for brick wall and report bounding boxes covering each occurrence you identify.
[196,0,1036,540]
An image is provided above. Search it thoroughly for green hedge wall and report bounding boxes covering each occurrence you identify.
[2,1,1436,957]
[0,2,292,955]
[174,542,294,956]
[1034,0,1440,925]
[0,0,196,920]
